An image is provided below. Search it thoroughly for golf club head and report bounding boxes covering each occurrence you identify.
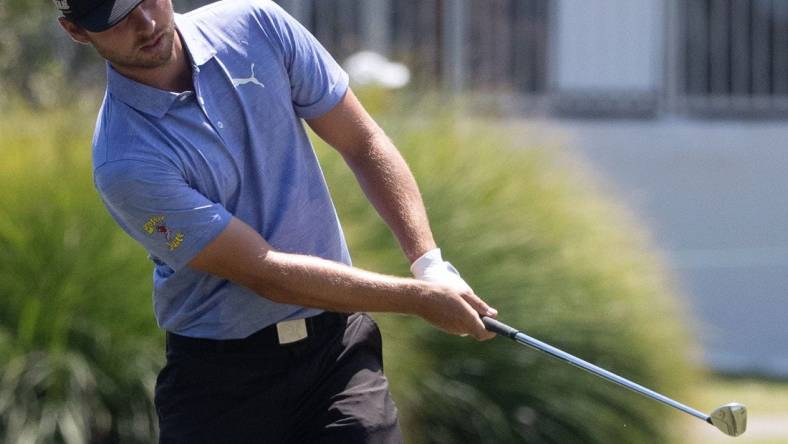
[708,403,747,437]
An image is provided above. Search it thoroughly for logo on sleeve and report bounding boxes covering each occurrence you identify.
[143,216,185,251]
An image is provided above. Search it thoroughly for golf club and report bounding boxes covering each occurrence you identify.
[481,316,747,437]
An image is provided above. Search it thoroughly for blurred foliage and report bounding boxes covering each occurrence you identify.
[315,89,699,443]
[0,106,160,443]
[1,91,698,443]
[1,0,69,108]
[2,0,699,442]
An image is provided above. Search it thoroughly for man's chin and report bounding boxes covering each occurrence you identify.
[137,53,174,69]
[101,49,173,72]
[136,34,176,68]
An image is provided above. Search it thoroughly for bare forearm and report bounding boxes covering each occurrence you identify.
[306,89,436,263]
[246,250,429,314]
[188,217,495,339]
[243,250,493,340]
[342,132,436,262]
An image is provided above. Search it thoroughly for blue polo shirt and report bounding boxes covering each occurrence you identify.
[92,0,351,339]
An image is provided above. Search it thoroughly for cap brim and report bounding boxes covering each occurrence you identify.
[73,0,145,32]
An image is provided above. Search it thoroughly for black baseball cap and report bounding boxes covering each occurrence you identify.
[53,0,145,32]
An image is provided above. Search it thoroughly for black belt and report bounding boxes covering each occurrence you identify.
[166,311,349,353]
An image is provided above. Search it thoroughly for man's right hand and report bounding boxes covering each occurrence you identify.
[416,283,497,341]
[410,248,497,340]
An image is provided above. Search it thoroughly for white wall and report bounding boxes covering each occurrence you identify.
[552,0,663,92]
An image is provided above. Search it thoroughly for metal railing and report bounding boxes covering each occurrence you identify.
[276,0,550,96]
[174,0,788,118]
[669,0,788,116]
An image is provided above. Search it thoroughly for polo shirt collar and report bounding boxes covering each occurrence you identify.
[174,13,216,66]
[106,13,216,118]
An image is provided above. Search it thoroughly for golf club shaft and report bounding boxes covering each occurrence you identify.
[482,316,710,422]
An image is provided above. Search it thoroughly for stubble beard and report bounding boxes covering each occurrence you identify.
[98,22,176,71]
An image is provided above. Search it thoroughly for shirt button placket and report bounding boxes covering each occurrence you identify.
[193,70,227,139]
[197,96,227,140]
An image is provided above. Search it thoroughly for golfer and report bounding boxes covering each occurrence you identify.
[56,0,497,442]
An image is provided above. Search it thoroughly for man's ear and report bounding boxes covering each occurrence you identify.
[58,17,91,45]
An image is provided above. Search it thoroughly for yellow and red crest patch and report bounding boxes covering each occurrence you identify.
[143,216,185,251]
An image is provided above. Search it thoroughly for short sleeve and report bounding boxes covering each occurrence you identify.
[94,159,233,271]
[256,0,349,119]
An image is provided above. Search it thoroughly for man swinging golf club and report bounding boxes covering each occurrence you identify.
[55,0,497,442]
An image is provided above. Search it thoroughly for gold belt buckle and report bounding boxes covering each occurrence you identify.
[276,319,308,344]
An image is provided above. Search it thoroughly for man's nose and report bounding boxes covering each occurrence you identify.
[127,0,157,31]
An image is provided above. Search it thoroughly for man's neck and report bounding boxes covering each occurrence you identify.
[112,29,193,93]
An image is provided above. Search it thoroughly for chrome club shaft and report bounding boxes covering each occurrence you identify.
[481,317,747,437]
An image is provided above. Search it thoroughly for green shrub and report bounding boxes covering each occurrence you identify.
[0,107,160,443]
[315,98,698,443]
[1,97,697,443]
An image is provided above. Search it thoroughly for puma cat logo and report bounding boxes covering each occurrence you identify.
[232,64,265,89]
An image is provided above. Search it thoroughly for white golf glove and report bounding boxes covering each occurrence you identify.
[412,248,496,338]
[410,248,473,292]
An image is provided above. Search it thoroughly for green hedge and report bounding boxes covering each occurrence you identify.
[0,100,697,443]
[314,96,698,443]
[0,107,159,443]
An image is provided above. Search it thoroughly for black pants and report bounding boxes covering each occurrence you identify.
[155,312,402,443]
